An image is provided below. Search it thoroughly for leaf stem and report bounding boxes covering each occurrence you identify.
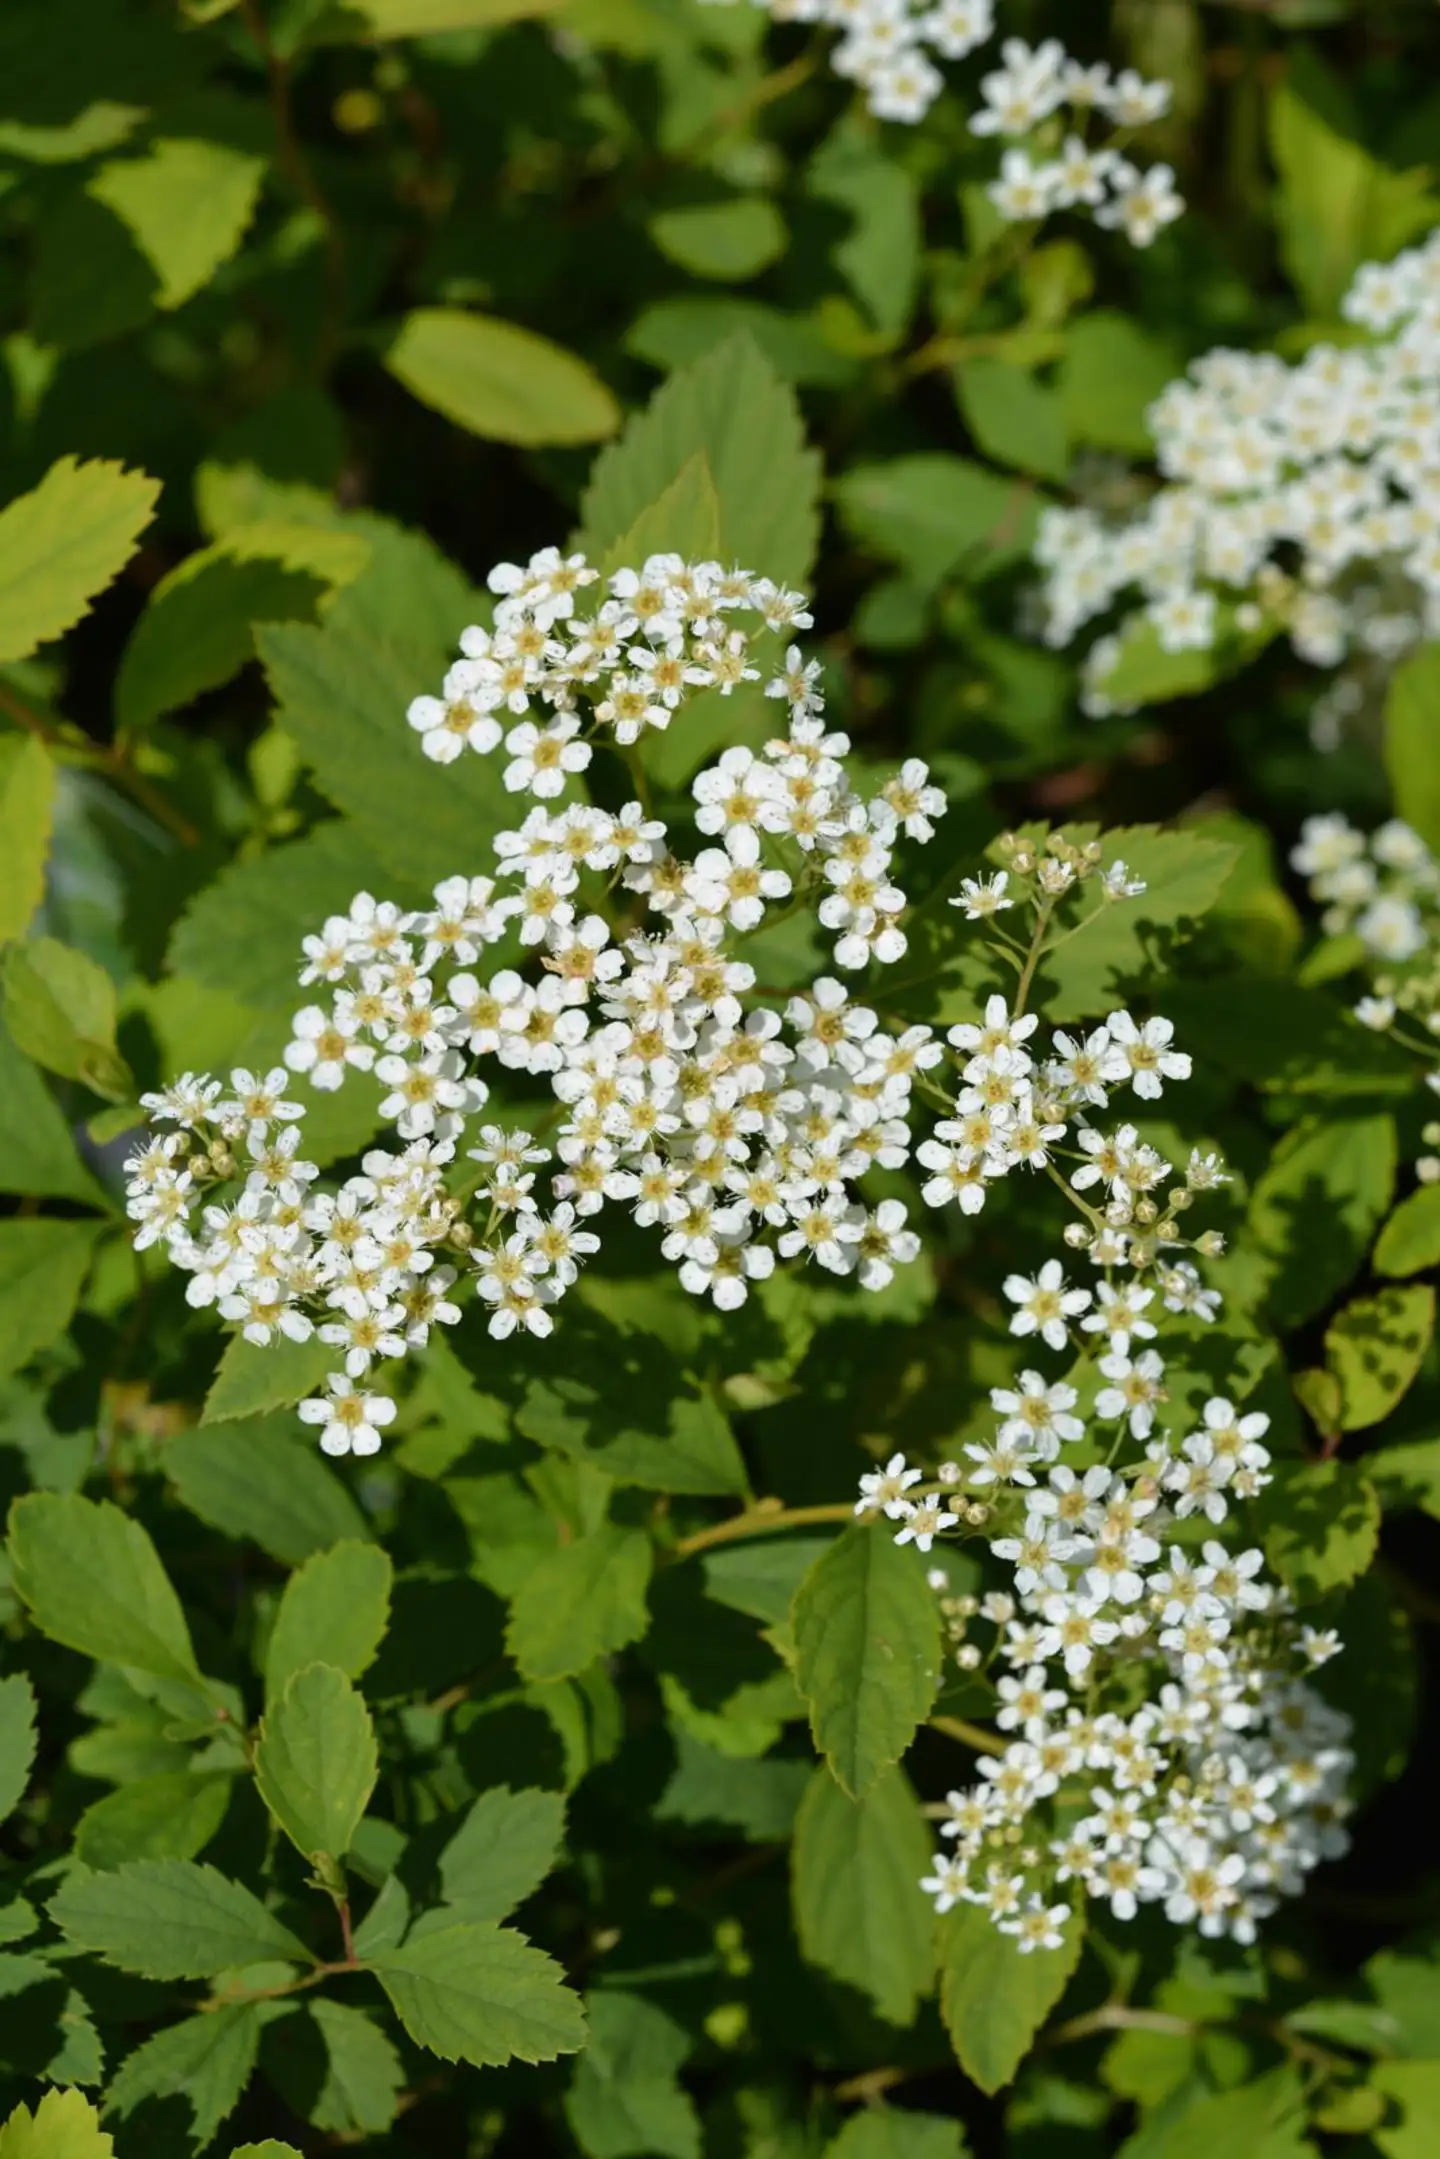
[671,1499,855,1560]
[928,1713,1005,1757]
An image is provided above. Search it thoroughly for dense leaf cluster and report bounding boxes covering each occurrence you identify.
[3,3,1440,2157]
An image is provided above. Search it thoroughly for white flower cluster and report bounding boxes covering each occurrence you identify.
[1293,811,1440,1178]
[1036,231,1440,732]
[859,942,1353,1951]
[126,551,960,1449]
[696,3,1180,241]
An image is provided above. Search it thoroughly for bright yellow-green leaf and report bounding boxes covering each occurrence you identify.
[0,456,159,665]
[356,0,564,32]
[1384,643,1440,853]
[0,736,55,941]
[0,1220,105,1379]
[264,1540,393,1702]
[2,936,132,1098]
[1270,81,1438,317]
[1326,1284,1435,1431]
[386,308,619,447]
[89,138,266,309]
[0,2089,115,2159]
[1375,1184,1440,1277]
[649,198,788,283]
[8,1488,201,1681]
[600,452,722,577]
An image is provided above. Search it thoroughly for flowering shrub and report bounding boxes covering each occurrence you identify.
[3,5,1440,2158]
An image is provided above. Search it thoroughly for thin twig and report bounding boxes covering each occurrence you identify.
[671,1499,854,1561]
[928,1713,1005,1757]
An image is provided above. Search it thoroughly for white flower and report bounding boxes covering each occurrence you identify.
[1003,1260,1091,1350]
[857,1452,923,1519]
[298,1375,396,1457]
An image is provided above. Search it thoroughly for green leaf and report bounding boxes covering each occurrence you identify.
[1368,1436,1440,1521]
[656,1730,808,1841]
[826,2110,969,2159]
[114,551,328,736]
[956,356,1069,483]
[0,1013,107,1206]
[106,2002,261,2148]
[0,1220,103,1378]
[1260,1459,1381,1602]
[49,1859,309,1978]
[599,452,722,578]
[1375,1185,1440,1277]
[264,1997,404,2138]
[164,1413,369,1564]
[791,1525,940,1800]
[73,1773,230,1870]
[649,197,787,282]
[385,308,619,447]
[265,1540,392,1701]
[0,456,159,665]
[939,1898,1083,2094]
[1325,1284,1435,1430]
[506,1525,653,1683]
[257,616,514,888]
[1248,1113,1396,1331]
[169,820,411,1011]
[834,455,1040,593]
[1371,2060,1440,2159]
[1385,644,1440,852]
[1058,310,1177,454]
[368,1920,586,2067]
[0,737,55,942]
[1117,2064,1312,2159]
[266,1996,403,2137]
[357,0,563,28]
[564,1990,700,2159]
[808,118,920,337]
[201,1330,334,1426]
[436,1786,566,1919]
[254,1662,378,1863]
[88,139,265,309]
[1270,76,1438,317]
[2,937,131,1098]
[0,1676,37,1825]
[8,1490,200,1681]
[578,331,821,587]
[0,2090,115,2159]
[791,1766,933,2027]
[231,2148,305,2159]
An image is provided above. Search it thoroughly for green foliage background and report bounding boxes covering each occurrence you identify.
[2,2,1440,2155]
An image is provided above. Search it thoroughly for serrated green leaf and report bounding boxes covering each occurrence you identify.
[564,1990,700,2159]
[49,1859,309,1978]
[265,1540,393,1701]
[114,551,326,736]
[506,1525,653,1682]
[834,455,1039,593]
[254,1662,378,1863]
[578,332,820,586]
[1260,1459,1381,1603]
[8,1490,200,1681]
[599,452,722,577]
[169,821,410,1011]
[1385,644,1440,853]
[3,937,130,1098]
[1326,1284,1434,1431]
[0,736,55,942]
[436,1786,566,1919]
[164,1413,369,1564]
[939,1898,1083,2094]
[201,1331,334,1426]
[106,2001,261,2149]
[368,1920,586,2066]
[262,1997,404,2138]
[257,616,513,888]
[791,1766,933,2027]
[1375,1185,1440,1277]
[0,1675,37,1825]
[73,1772,230,1870]
[386,307,619,447]
[1248,1114,1396,1331]
[826,2110,969,2159]
[89,139,265,309]
[0,456,159,665]
[0,2090,114,2159]
[791,1525,940,1800]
